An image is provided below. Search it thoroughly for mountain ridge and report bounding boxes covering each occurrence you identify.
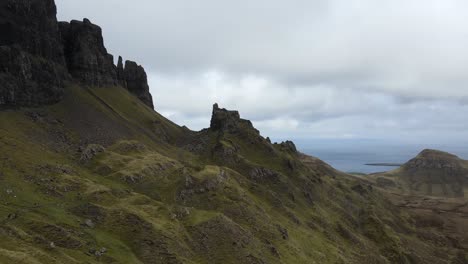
[0,1,466,263]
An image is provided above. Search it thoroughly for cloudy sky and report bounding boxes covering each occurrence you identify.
[56,0,468,147]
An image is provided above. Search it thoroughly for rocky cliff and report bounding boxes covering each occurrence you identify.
[59,19,117,87]
[210,103,259,134]
[0,0,69,107]
[0,1,466,263]
[0,1,154,109]
[123,60,154,109]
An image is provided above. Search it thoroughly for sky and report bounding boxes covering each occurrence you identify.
[55,0,468,147]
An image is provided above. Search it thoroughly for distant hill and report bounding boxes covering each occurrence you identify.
[368,149,468,197]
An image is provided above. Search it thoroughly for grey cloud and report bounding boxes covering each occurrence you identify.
[55,0,468,143]
[55,0,468,98]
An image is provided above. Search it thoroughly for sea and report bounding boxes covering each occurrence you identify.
[298,139,468,174]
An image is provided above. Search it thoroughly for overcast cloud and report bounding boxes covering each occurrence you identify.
[56,0,468,145]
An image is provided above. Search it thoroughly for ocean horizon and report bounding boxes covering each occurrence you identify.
[298,140,468,174]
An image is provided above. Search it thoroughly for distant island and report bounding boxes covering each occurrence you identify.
[365,163,402,167]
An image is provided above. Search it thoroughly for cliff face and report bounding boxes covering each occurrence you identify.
[0,2,467,262]
[0,1,154,109]
[59,19,154,109]
[59,19,117,87]
[210,103,259,134]
[123,60,154,109]
[0,0,69,107]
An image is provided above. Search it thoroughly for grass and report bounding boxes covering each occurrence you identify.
[0,84,464,263]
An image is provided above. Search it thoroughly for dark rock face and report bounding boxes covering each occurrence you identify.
[0,0,155,109]
[0,0,65,63]
[210,103,259,134]
[59,19,117,87]
[0,0,69,107]
[59,19,154,109]
[123,60,154,109]
[116,56,125,87]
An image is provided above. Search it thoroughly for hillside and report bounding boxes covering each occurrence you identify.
[0,0,467,263]
[365,150,468,254]
[368,149,468,198]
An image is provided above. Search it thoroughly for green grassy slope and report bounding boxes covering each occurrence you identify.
[0,85,465,263]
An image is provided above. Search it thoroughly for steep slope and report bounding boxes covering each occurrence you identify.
[0,93,466,263]
[365,150,468,254]
[368,149,468,197]
[0,1,467,263]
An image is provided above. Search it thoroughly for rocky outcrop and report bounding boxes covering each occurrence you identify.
[210,103,259,134]
[59,19,117,87]
[208,103,301,166]
[277,140,297,153]
[249,167,280,182]
[0,0,69,107]
[116,56,125,87]
[79,144,105,163]
[123,60,154,108]
[59,19,154,109]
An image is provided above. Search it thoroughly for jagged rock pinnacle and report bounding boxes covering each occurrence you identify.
[124,60,154,109]
[116,56,126,87]
[209,104,298,155]
[210,104,244,132]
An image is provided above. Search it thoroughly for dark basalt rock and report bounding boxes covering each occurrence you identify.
[0,0,69,107]
[0,0,65,63]
[210,103,239,131]
[116,56,125,87]
[123,60,154,109]
[209,103,259,134]
[0,0,155,109]
[59,19,154,109]
[59,19,117,87]
[208,104,299,168]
